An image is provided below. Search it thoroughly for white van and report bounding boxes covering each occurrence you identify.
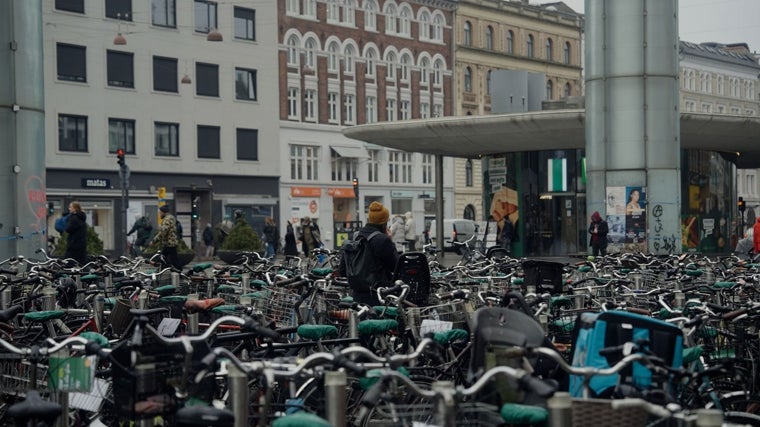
[428,219,480,252]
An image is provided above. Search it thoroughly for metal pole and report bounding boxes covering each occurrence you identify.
[228,363,249,427]
[325,371,347,426]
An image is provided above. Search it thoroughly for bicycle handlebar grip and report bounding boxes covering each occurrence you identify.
[723,308,748,321]
[243,319,281,340]
[706,302,732,313]
[332,354,366,376]
[378,284,403,296]
[519,375,556,398]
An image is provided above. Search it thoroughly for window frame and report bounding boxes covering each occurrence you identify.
[527,34,534,57]
[106,0,132,20]
[154,122,180,157]
[56,43,87,83]
[153,56,178,93]
[290,144,319,181]
[463,21,472,46]
[197,125,221,159]
[55,0,84,14]
[235,67,257,101]
[58,114,88,152]
[236,128,259,161]
[194,0,218,34]
[151,0,176,28]
[108,117,135,154]
[234,7,256,41]
[106,50,135,88]
[196,62,220,97]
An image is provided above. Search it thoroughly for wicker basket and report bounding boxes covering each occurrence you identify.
[570,398,649,427]
[108,298,133,336]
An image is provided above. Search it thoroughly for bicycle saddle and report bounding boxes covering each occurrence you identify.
[175,405,235,427]
[7,390,62,422]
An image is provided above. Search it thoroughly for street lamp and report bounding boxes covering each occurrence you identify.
[117,148,130,256]
[353,178,360,222]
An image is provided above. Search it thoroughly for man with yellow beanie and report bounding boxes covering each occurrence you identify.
[339,201,399,305]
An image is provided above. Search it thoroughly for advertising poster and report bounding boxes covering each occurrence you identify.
[606,186,647,252]
[291,198,319,226]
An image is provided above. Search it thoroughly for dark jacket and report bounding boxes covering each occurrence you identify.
[263,224,279,251]
[284,223,298,256]
[589,212,609,246]
[65,211,88,265]
[339,223,399,287]
[128,216,153,246]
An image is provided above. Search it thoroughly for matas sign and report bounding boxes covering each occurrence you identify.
[81,178,111,188]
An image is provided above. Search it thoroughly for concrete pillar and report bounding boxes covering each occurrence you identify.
[585,0,681,254]
[0,0,46,259]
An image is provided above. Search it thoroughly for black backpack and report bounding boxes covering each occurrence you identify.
[342,230,383,293]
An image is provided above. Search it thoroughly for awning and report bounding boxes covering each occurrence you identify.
[331,145,369,158]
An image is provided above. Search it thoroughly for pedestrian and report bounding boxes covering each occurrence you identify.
[390,215,406,252]
[589,211,609,257]
[283,220,299,256]
[64,201,88,265]
[214,216,233,256]
[500,216,515,253]
[753,217,760,255]
[127,215,153,255]
[299,217,322,257]
[339,201,399,305]
[151,204,180,269]
[202,223,214,259]
[263,217,278,258]
[404,211,417,251]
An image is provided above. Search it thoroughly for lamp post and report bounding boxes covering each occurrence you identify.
[117,149,130,256]
[353,178,360,222]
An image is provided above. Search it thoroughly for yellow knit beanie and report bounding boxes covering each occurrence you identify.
[367,201,390,225]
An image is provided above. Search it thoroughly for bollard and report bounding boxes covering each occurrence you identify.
[348,310,358,339]
[547,392,572,427]
[695,409,722,427]
[186,293,199,335]
[0,288,11,310]
[94,294,105,333]
[241,273,250,294]
[325,371,347,426]
[228,363,249,427]
[42,285,57,311]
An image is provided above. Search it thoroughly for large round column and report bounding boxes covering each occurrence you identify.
[0,0,47,259]
[585,0,681,254]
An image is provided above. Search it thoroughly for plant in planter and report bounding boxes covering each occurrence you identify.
[54,226,105,258]
[142,238,195,266]
[218,215,264,263]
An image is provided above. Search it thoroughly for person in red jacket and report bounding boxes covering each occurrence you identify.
[753,218,760,253]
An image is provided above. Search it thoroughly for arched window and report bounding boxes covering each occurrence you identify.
[563,41,571,64]
[433,59,443,86]
[546,38,553,61]
[287,35,299,65]
[486,70,492,95]
[433,15,444,41]
[364,0,377,30]
[465,160,473,187]
[366,49,377,78]
[419,57,430,86]
[344,45,355,73]
[527,34,534,57]
[400,54,411,81]
[463,204,475,220]
[399,5,412,36]
[506,30,514,54]
[384,3,397,34]
[564,82,571,98]
[546,79,553,100]
[328,41,340,72]
[464,21,472,46]
[304,38,317,70]
[464,66,472,92]
[386,52,397,80]
[419,11,430,40]
[485,26,493,50]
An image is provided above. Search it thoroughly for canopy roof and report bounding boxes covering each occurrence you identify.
[343,110,760,167]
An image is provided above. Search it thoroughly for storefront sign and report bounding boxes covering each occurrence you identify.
[291,186,321,197]
[291,197,320,224]
[327,188,355,198]
[391,190,415,198]
[81,178,111,188]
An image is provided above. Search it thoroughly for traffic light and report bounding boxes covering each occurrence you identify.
[738,197,746,212]
[47,202,54,216]
[116,148,125,167]
[352,177,359,193]
[191,198,199,220]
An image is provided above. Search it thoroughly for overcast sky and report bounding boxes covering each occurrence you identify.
[555,0,760,53]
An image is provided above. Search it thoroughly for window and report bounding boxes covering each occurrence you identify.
[344,0,356,25]
[400,100,410,120]
[434,59,443,86]
[419,57,430,86]
[107,50,134,88]
[365,96,377,123]
[155,122,179,156]
[546,38,553,61]
[701,103,712,113]
[56,0,84,13]
[507,30,514,54]
[700,72,709,93]
[463,21,472,46]
[367,149,380,182]
[527,34,534,57]
[56,43,86,82]
[286,0,299,15]
[235,68,257,101]
[328,42,340,72]
[422,154,433,184]
[366,50,377,78]
[486,26,493,50]
[386,99,397,121]
[288,87,300,119]
[400,55,411,81]
[197,125,220,159]
[304,89,317,121]
[234,7,255,41]
[465,159,473,186]
[386,52,396,80]
[58,114,87,152]
[108,118,135,154]
[326,0,339,22]
[717,75,724,96]
[287,35,299,66]
[464,205,475,220]
[153,56,178,93]
[398,6,411,36]
[237,128,258,161]
[344,94,355,124]
[433,103,443,117]
[290,145,319,180]
[304,38,317,70]
[419,12,430,39]
[331,150,358,182]
[486,70,492,95]
[389,151,412,183]
[564,42,571,64]
[196,62,219,97]
[464,67,472,92]
[194,1,217,33]
[303,0,316,18]
[344,46,355,73]
[420,102,430,119]
[384,3,397,33]
[328,92,340,124]
[433,15,444,41]
[106,0,132,20]
[152,0,176,27]
[364,0,377,30]
[564,82,571,98]
[546,80,553,100]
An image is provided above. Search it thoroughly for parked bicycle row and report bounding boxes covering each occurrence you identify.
[0,247,758,426]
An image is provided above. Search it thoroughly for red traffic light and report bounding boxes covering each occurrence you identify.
[116,148,125,157]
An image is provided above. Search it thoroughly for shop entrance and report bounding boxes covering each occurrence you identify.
[534,194,585,256]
